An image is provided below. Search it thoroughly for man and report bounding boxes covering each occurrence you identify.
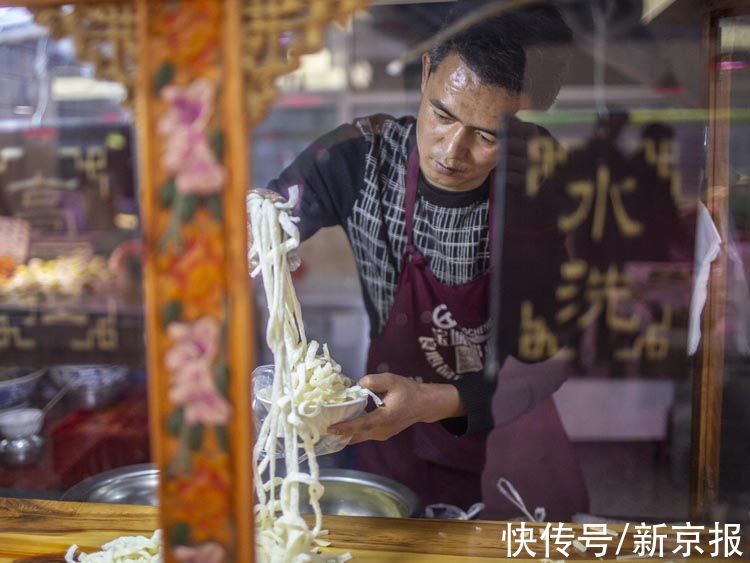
[264,4,588,518]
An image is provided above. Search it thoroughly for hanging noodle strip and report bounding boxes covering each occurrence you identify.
[249,186,371,562]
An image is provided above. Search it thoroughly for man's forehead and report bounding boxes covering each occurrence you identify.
[430,53,517,98]
[427,53,519,125]
[444,62,476,90]
[430,53,476,84]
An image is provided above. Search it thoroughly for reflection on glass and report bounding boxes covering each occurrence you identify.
[0,8,147,501]
[718,13,750,527]
[248,0,748,538]
[491,108,702,521]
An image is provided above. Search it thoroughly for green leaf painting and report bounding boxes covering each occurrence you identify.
[154,61,176,94]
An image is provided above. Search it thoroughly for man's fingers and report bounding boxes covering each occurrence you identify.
[358,373,397,393]
[328,408,386,437]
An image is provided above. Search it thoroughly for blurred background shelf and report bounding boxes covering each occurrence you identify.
[0,298,144,368]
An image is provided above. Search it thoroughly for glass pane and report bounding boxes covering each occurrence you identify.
[717,13,750,528]
[249,0,748,551]
[0,7,148,502]
[491,108,701,522]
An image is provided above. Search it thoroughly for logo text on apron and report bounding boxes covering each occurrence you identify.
[419,304,490,380]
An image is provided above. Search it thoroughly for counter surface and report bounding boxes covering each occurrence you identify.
[0,497,745,562]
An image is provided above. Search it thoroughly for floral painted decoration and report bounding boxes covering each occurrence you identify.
[174,541,226,563]
[156,75,226,250]
[149,3,234,559]
[166,316,230,427]
[159,79,226,197]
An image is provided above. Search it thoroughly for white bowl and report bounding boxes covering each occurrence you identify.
[0,407,44,439]
[255,386,366,432]
[252,364,367,437]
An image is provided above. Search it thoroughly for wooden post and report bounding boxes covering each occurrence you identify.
[691,5,732,522]
[21,2,371,561]
[134,1,253,560]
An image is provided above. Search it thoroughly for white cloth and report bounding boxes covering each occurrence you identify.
[688,203,722,355]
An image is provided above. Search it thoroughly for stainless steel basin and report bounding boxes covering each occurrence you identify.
[63,464,418,518]
[299,468,417,518]
[63,464,159,506]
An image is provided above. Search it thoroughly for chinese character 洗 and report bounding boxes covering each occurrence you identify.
[556,261,639,332]
[555,260,674,363]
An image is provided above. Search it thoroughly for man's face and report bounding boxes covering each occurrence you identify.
[416,52,520,192]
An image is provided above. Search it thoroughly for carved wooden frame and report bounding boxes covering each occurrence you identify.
[8,0,750,554]
[15,1,370,561]
[692,0,750,521]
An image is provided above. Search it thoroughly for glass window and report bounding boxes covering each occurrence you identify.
[0,7,148,503]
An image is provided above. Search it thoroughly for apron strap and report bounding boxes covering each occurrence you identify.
[404,148,420,250]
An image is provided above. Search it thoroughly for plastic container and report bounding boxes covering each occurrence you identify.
[252,364,366,458]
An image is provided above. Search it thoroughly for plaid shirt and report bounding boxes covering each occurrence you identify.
[269,114,491,337]
[265,114,567,435]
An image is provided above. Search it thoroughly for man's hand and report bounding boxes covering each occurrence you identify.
[327,372,465,445]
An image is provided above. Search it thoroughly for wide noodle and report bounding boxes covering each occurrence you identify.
[65,530,162,562]
[248,186,371,562]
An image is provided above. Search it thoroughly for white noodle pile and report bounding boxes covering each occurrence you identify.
[65,530,162,562]
[248,186,369,563]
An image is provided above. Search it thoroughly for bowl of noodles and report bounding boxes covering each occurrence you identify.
[253,364,367,442]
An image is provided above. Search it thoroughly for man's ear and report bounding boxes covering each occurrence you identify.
[421,52,431,93]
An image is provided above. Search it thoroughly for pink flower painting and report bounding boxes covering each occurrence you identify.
[159,78,226,196]
[165,316,230,426]
[174,541,226,563]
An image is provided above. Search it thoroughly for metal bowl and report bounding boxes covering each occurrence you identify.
[0,368,44,409]
[0,435,44,468]
[63,464,418,518]
[63,464,159,506]
[299,468,418,518]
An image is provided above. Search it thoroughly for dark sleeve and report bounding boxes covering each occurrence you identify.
[441,371,497,436]
[441,358,569,436]
[265,122,367,242]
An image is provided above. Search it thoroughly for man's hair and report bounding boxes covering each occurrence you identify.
[428,20,525,94]
[429,3,574,109]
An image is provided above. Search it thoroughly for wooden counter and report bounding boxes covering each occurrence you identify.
[0,498,746,562]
